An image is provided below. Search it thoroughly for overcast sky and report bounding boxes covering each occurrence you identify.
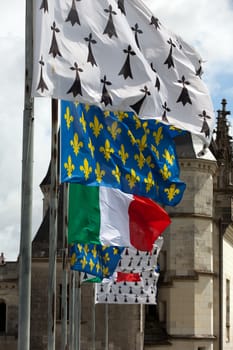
[1,0,233,261]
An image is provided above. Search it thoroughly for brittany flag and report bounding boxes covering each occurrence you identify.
[33,0,214,147]
[95,238,164,304]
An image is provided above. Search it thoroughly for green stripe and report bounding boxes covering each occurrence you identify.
[68,184,101,244]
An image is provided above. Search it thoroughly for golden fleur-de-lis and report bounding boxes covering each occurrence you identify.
[88,138,95,158]
[89,115,103,137]
[153,126,163,145]
[80,158,92,180]
[64,155,75,177]
[160,164,171,180]
[80,256,88,269]
[99,139,114,161]
[116,111,128,122]
[144,171,155,192]
[134,152,145,169]
[151,144,160,159]
[133,114,141,129]
[142,121,150,135]
[91,245,98,258]
[70,133,83,156]
[103,252,110,264]
[85,104,90,112]
[128,130,137,146]
[163,149,175,165]
[118,144,129,165]
[84,244,89,255]
[113,248,120,255]
[102,266,109,277]
[89,259,95,271]
[169,125,182,132]
[74,101,79,107]
[96,261,101,272]
[145,155,155,168]
[70,253,77,266]
[95,162,105,183]
[112,165,121,183]
[64,107,74,129]
[77,243,83,252]
[107,121,122,140]
[79,112,87,132]
[126,169,140,189]
[137,134,147,152]
[164,184,180,201]
[104,110,110,118]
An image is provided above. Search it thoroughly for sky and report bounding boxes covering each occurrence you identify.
[0,0,233,261]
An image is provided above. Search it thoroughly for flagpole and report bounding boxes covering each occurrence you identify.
[69,270,75,350]
[105,304,109,350]
[17,0,34,349]
[47,98,59,350]
[140,304,144,350]
[74,271,81,350]
[61,183,68,350]
[92,285,96,350]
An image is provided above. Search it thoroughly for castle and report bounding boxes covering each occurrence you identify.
[0,99,233,350]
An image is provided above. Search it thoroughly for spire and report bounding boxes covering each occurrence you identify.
[215,98,231,155]
[213,99,233,189]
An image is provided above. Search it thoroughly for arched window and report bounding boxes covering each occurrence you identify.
[0,300,6,333]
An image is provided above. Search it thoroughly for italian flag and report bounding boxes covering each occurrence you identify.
[68,184,171,251]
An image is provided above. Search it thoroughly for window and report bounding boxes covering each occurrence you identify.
[0,301,6,333]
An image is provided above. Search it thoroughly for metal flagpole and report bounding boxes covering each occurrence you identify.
[92,285,96,350]
[105,304,109,350]
[69,270,75,350]
[17,0,34,349]
[47,98,59,350]
[140,304,144,350]
[74,271,82,350]
[61,183,68,350]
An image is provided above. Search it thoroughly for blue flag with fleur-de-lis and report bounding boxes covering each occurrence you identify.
[70,243,124,280]
[60,100,186,206]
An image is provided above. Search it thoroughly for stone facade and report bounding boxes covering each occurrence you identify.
[1,99,233,350]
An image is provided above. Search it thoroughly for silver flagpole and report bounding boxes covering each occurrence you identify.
[69,270,75,350]
[140,304,144,350]
[105,304,109,350]
[17,0,34,349]
[74,271,82,350]
[48,98,59,350]
[92,285,96,350]
[61,183,68,350]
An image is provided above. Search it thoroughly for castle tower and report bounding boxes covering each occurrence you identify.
[146,132,217,350]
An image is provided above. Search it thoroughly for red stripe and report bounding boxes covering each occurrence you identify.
[116,272,141,282]
[128,195,171,251]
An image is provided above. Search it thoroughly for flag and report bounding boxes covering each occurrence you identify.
[70,243,124,280]
[33,0,214,145]
[95,270,160,304]
[61,101,186,206]
[68,184,170,252]
[95,239,163,304]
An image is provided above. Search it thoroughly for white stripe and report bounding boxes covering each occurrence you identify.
[99,187,133,247]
